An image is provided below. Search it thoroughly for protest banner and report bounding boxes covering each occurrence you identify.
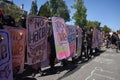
[27,16,48,65]
[41,42,50,68]
[5,27,26,74]
[92,28,99,49]
[0,30,13,80]
[77,27,82,55]
[66,25,76,57]
[52,17,70,60]
[98,30,103,48]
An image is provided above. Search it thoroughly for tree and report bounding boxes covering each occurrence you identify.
[49,0,70,22]
[57,0,70,22]
[29,0,38,15]
[102,25,111,33]
[38,1,51,18]
[85,20,101,29]
[2,1,25,22]
[72,0,87,27]
[49,0,58,16]
[117,29,120,34]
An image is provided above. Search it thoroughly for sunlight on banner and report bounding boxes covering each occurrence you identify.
[52,17,70,60]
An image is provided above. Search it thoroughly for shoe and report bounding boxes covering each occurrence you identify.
[32,69,38,78]
[38,68,43,77]
[32,73,36,78]
[39,70,43,76]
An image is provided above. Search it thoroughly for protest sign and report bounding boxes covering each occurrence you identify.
[5,27,26,74]
[66,25,76,57]
[77,27,82,55]
[27,16,48,65]
[0,30,13,80]
[52,17,70,60]
[92,28,99,49]
[98,30,103,47]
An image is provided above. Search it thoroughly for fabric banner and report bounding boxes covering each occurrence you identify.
[98,30,103,47]
[52,17,70,60]
[27,16,48,65]
[5,27,26,74]
[66,25,76,57]
[0,30,13,80]
[92,29,99,48]
[41,42,50,68]
[77,27,82,54]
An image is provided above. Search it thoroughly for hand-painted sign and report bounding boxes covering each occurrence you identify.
[66,25,76,57]
[0,30,13,80]
[5,27,26,74]
[77,27,82,54]
[52,17,70,60]
[27,16,48,65]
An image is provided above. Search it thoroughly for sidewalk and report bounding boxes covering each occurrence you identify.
[15,48,120,80]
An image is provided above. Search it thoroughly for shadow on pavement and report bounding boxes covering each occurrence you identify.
[14,50,105,80]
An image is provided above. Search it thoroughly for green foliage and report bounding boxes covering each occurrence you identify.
[49,0,70,22]
[38,1,51,18]
[117,29,120,34]
[72,0,87,26]
[49,0,58,16]
[102,25,111,33]
[85,20,101,29]
[57,0,70,22]
[1,1,24,22]
[29,0,38,16]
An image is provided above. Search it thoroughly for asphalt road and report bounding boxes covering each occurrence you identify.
[18,48,120,80]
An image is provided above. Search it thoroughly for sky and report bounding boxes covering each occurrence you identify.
[13,0,120,31]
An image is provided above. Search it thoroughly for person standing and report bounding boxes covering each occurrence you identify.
[78,27,88,61]
[86,27,93,58]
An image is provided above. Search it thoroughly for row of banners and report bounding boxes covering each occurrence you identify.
[0,16,103,80]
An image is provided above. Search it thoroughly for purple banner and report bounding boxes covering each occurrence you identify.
[66,25,76,57]
[27,16,48,65]
[0,30,13,80]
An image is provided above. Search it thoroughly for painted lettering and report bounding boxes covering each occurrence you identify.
[0,44,7,60]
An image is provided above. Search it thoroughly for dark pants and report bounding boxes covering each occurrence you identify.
[87,44,93,56]
[80,43,88,59]
[49,50,56,68]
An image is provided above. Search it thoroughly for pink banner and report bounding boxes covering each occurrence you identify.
[52,17,70,60]
[5,27,26,74]
[0,30,13,80]
[27,16,48,65]
[66,25,76,57]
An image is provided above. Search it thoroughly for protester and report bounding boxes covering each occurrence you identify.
[105,33,111,48]
[31,62,43,77]
[19,16,26,28]
[48,30,56,72]
[79,27,88,61]
[86,27,93,58]
[111,32,117,49]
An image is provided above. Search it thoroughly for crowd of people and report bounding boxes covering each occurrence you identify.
[104,31,120,51]
[0,8,120,80]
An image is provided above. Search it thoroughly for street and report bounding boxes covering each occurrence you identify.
[19,48,120,80]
